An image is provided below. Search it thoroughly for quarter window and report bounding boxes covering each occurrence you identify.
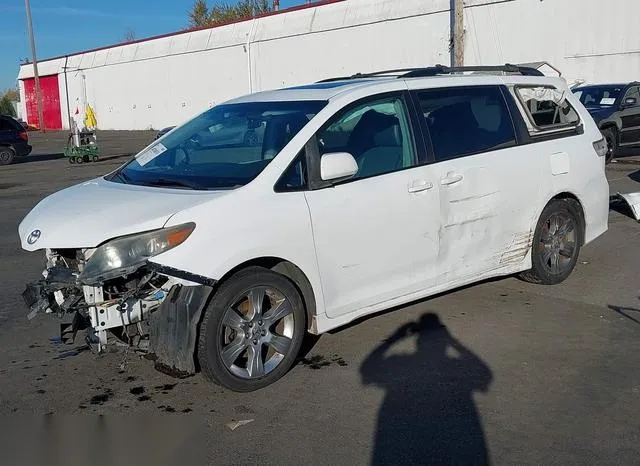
[416,86,516,161]
[515,86,580,131]
[316,96,417,180]
[275,152,307,191]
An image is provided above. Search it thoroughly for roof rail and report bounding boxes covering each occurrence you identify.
[316,63,545,83]
[401,64,545,78]
[316,68,421,83]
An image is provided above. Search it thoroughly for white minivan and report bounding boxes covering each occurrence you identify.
[19,65,609,391]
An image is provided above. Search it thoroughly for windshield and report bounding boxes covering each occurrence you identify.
[573,86,624,107]
[110,100,326,190]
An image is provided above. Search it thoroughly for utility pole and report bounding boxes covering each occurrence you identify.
[451,0,465,67]
[24,0,45,132]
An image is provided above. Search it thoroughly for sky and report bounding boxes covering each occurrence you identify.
[0,0,305,91]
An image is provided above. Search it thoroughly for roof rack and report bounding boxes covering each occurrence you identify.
[316,68,421,83]
[401,64,545,78]
[316,63,545,83]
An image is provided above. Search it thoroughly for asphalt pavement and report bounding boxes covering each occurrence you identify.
[0,132,639,465]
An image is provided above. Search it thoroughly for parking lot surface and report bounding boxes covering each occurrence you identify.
[1,132,639,465]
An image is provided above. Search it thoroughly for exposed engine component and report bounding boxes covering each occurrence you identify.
[23,248,178,353]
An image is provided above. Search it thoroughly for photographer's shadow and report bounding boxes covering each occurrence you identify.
[361,313,493,465]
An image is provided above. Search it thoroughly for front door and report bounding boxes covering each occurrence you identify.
[304,93,440,318]
[619,86,640,147]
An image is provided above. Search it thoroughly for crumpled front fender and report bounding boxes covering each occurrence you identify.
[149,284,214,377]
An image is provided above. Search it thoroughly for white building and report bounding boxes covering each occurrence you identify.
[17,0,640,130]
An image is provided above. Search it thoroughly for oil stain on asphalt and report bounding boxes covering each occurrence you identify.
[89,389,114,405]
[299,354,348,369]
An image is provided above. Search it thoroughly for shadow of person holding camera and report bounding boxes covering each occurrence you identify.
[361,313,493,465]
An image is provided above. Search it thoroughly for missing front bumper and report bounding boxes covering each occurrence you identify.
[23,262,216,378]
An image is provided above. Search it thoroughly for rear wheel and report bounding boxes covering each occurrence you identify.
[520,199,582,285]
[198,267,306,392]
[0,147,15,165]
[601,127,617,164]
[75,156,84,164]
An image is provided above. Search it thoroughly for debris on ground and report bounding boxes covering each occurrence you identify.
[614,192,640,220]
[226,419,254,431]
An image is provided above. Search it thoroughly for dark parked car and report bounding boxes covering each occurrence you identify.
[0,114,32,165]
[155,126,176,140]
[573,82,640,163]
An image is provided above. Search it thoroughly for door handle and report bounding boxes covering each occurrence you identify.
[408,179,433,193]
[440,173,464,186]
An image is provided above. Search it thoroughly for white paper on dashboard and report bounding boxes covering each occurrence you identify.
[136,143,167,166]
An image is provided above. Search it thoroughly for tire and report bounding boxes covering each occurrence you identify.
[75,156,84,164]
[520,199,582,285]
[0,147,15,166]
[92,155,99,162]
[69,157,76,164]
[601,127,617,164]
[198,266,306,392]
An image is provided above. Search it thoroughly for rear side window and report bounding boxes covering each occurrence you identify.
[416,86,516,161]
[514,86,580,132]
[0,117,13,131]
[0,116,22,131]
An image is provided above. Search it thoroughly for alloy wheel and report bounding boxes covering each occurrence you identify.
[219,286,295,379]
[539,212,577,274]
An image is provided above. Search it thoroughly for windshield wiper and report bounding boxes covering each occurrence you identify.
[142,178,206,190]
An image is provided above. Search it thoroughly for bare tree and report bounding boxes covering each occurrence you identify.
[188,0,273,28]
[3,88,20,102]
[123,28,136,42]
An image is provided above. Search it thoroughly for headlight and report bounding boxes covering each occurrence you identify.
[80,223,195,284]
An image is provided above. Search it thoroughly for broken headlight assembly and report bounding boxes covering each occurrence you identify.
[80,222,195,284]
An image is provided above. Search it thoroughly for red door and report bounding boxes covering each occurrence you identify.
[23,75,62,130]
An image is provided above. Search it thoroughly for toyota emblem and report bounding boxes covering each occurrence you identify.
[27,229,41,245]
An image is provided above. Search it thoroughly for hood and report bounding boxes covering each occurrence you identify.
[18,176,229,251]
[585,106,616,122]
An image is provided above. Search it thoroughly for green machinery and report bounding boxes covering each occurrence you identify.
[64,129,100,164]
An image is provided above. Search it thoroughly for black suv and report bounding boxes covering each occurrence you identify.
[573,82,640,163]
[0,114,32,165]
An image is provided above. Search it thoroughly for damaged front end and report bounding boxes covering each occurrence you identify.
[22,223,214,377]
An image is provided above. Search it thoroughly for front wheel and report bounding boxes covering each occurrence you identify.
[198,267,306,392]
[520,199,582,285]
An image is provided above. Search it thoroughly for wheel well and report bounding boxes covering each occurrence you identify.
[599,123,617,135]
[550,192,586,245]
[213,257,317,330]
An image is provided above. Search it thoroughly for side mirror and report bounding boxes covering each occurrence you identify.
[320,152,358,182]
[624,97,638,107]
